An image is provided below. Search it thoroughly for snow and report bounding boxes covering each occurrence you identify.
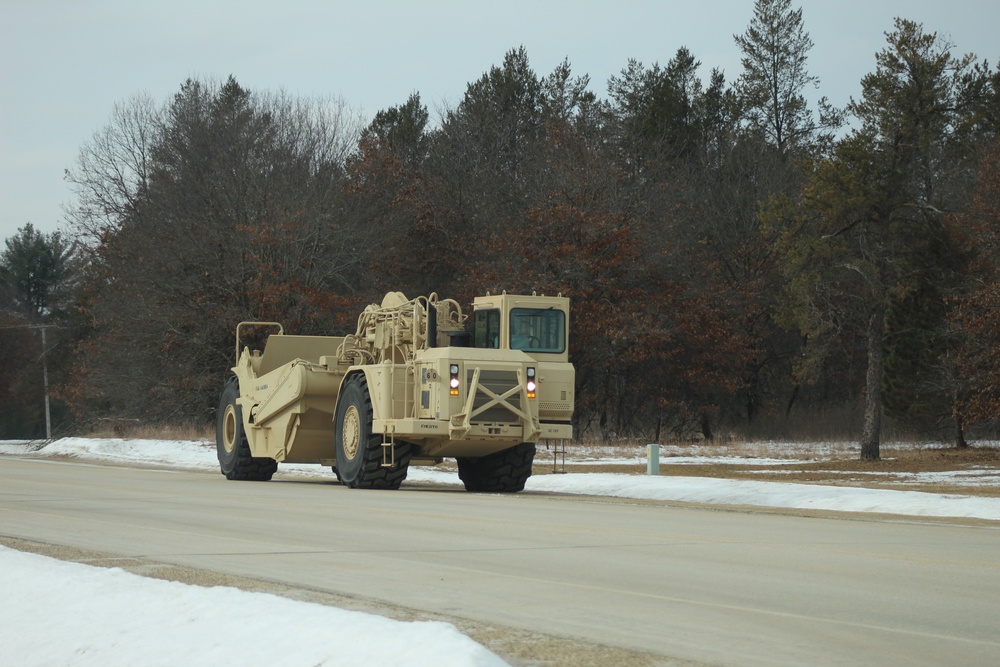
[525,473,1000,520]
[2,437,999,666]
[4,437,998,521]
[0,546,507,667]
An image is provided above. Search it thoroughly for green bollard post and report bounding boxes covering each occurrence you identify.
[647,444,660,475]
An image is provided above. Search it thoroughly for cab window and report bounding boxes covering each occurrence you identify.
[474,309,501,348]
[509,308,565,353]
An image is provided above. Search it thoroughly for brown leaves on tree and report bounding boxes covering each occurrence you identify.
[947,141,1000,424]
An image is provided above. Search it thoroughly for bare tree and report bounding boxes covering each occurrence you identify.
[64,77,366,423]
[64,93,160,245]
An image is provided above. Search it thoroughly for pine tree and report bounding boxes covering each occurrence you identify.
[735,0,841,155]
[0,223,76,321]
[771,20,989,458]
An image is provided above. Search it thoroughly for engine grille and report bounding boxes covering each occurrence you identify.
[467,369,521,423]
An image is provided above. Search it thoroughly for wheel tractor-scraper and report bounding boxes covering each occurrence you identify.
[216,291,574,492]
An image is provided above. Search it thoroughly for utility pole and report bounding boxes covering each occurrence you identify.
[39,325,52,440]
[25,324,54,440]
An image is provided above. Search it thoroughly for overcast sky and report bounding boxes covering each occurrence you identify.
[1,0,997,243]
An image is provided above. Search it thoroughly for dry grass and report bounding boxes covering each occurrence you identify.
[85,421,213,441]
[547,440,1000,497]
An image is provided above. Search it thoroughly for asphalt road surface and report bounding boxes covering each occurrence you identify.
[2,456,999,666]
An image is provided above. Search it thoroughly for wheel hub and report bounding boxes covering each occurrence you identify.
[223,405,237,454]
[343,405,360,460]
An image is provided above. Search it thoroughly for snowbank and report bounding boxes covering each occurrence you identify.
[524,472,1000,520]
[0,546,506,667]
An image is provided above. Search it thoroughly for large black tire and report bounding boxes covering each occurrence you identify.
[216,377,277,481]
[335,374,411,489]
[457,443,536,493]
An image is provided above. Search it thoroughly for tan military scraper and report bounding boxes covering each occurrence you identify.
[216,292,574,492]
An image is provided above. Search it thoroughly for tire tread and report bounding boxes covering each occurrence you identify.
[457,443,535,493]
[216,376,277,482]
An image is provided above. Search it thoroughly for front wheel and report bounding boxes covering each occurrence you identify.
[216,377,277,481]
[334,374,411,489]
[457,443,535,493]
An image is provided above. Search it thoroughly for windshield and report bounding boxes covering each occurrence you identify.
[510,308,565,353]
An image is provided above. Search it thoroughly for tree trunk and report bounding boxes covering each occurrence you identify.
[745,390,757,423]
[700,412,714,441]
[954,415,968,449]
[860,305,884,460]
[785,383,800,418]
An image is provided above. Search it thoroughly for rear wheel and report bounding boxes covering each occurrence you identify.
[334,374,411,489]
[216,377,277,481]
[457,442,535,493]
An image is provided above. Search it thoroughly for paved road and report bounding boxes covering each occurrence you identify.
[2,456,999,666]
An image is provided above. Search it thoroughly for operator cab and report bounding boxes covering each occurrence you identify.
[471,292,570,362]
